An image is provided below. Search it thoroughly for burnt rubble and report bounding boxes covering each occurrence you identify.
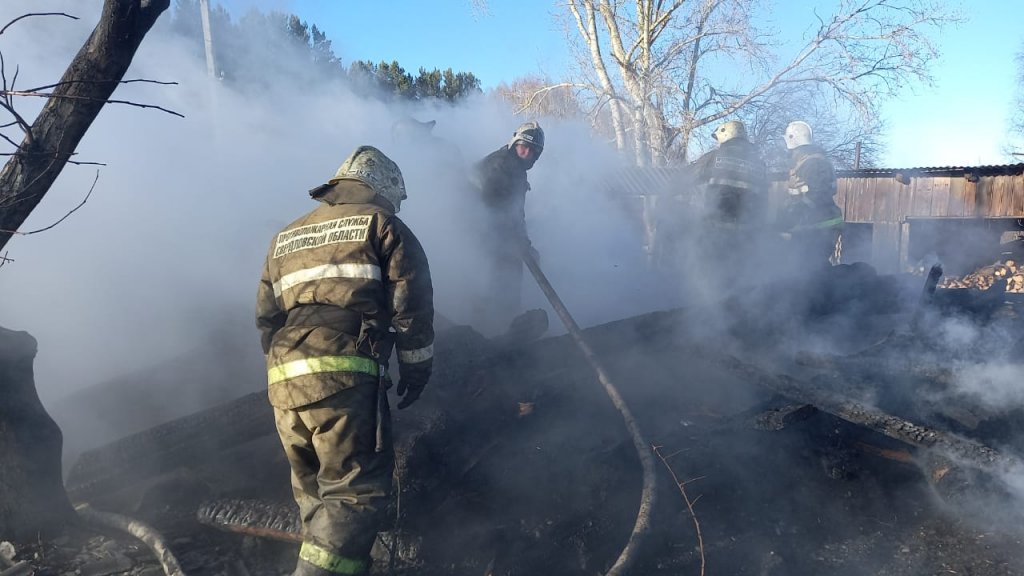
[26,266,1024,575]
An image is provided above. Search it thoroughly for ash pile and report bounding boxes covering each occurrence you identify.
[59,265,1024,576]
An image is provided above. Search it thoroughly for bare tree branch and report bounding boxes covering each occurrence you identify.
[0,170,98,237]
[24,77,178,93]
[561,0,955,165]
[654,445,706,576]
[0,0,173,252]
[0,12,79,36]
[2,90,183,118]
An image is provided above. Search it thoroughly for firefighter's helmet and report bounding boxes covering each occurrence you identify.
[712,120,747,143]
[508,121,545,156]
[785,121,813,149]
[329,145,407,212]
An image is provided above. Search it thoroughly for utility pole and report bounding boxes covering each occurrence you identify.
[199,0,217,78]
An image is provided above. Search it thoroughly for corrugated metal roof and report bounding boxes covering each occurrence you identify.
[836,163,1024,178]
[605,163,1024,196]
[603,167,683,196]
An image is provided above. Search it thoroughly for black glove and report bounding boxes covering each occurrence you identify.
[396,360,432,410]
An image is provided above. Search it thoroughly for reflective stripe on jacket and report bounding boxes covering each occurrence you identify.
[256,182,434,409]
[787,145,836,199]
[701,139,768,193]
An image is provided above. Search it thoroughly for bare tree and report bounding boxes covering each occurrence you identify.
[735,83,885,171]
[1010,42,1024,159]
[491,74,586,119]
[561,0,955,166]
[0,0,173,253]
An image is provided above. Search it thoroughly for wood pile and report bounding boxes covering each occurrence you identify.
[938,259,1024,292]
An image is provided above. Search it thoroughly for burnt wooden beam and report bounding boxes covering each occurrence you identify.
[712,353,1021,475]
[65,391,274,502]
[196,498,300,543]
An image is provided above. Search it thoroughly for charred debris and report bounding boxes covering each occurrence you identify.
[10,263,1024,576]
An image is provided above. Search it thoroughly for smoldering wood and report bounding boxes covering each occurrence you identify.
[0,0,171,252]
[196,498,301,543]
[69,303,1022,507]
[710,352,1022,475]
[65,391,274,503]
[58,287,1024,574]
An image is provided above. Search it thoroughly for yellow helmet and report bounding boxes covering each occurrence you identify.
[713,120,747,144]
[329,145,407,212]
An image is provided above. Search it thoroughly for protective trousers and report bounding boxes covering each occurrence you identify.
[274,383,394,576]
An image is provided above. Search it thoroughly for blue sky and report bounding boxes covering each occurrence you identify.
[218,1,1022,168]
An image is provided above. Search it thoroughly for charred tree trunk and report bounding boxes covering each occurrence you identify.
[0,0,171,252]
[0,327,75,541]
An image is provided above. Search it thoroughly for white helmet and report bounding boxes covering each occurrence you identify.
[329,145,407,212]
[713,120,747,144]
[785,121,813,149]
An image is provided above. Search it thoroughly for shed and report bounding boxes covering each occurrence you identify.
[608,163,1024,274]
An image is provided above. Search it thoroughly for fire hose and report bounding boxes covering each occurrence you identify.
[521,249,657,576]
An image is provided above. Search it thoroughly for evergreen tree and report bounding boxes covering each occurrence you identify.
[168,2,479,103]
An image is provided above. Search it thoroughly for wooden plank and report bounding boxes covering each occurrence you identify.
[989,177,1009,217]
[977,177,992,217]
[930,176,951,217]
[844,178,864,222]
[965,178,979,217]
[882,178,901,222]
[897,175,915,222]
[911,177,935,217]
[847,178,865,221]
[835,178,850,218]
[870,178,892,223]
[947,176,967,217]
[899,221,911,272]
[1012,174,1024,217]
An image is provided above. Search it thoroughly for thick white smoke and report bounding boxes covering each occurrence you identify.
[0,1,672,454]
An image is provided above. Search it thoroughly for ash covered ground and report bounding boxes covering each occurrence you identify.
[23,266,1024,576]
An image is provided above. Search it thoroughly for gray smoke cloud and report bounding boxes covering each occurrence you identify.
[0,1,670,450]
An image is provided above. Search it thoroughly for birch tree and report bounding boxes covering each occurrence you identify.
[562,0,955,166]
[492,75,585,119]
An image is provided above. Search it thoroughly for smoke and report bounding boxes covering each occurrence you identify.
[952,361,1024,410]
[0,1,674,454]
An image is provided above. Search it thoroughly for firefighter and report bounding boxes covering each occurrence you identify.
[671,120,768,290]
[691,120,769,228]
[256,145,434,576]
[469,120,544,333]
[778,121,844,267]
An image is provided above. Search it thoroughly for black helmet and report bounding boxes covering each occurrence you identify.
[508,121,545,155]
